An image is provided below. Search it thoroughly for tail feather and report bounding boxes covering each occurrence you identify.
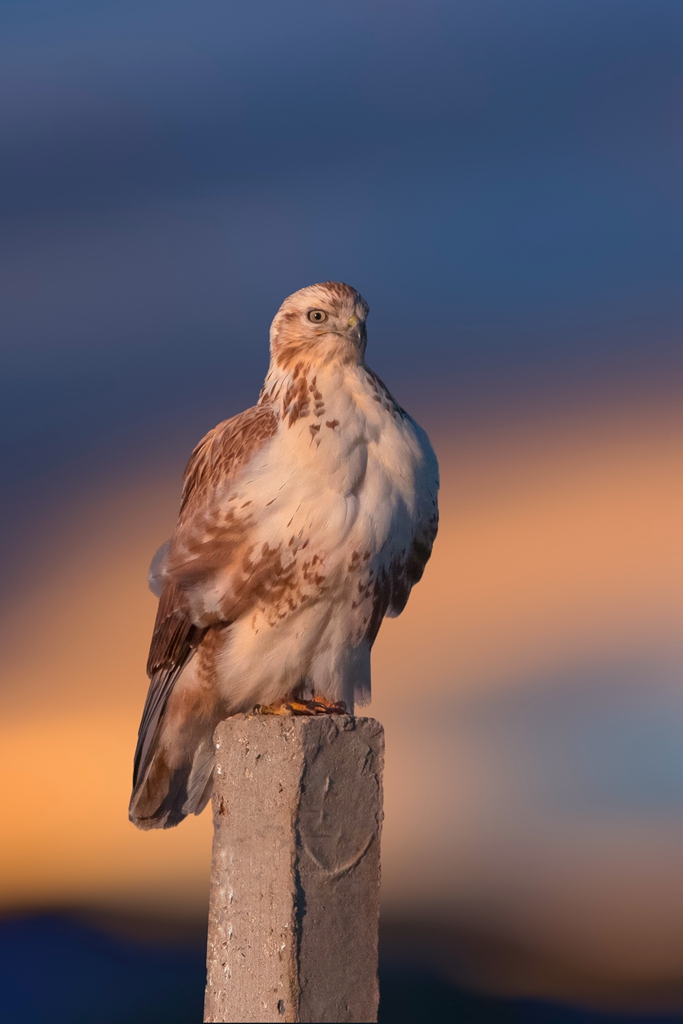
[129,735,215,830]
[183,737,215,815]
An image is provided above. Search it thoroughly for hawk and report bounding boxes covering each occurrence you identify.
[130,282,439,829]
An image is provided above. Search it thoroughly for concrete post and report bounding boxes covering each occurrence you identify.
[204,714,384,1024]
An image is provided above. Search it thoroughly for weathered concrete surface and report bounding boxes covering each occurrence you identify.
[204,714,384,1024]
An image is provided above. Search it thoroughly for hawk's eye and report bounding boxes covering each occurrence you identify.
[307,309,327,323]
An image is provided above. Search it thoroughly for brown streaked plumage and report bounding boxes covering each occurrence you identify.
[130,281,439,829]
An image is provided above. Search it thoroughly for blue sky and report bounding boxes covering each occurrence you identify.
[0,0,679,565]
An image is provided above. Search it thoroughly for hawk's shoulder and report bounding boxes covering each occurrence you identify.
[180,402,279,517]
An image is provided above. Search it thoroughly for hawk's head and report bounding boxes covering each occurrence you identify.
[269,282,370,371]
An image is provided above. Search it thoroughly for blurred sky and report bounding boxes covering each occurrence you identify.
[1,0,682,1010]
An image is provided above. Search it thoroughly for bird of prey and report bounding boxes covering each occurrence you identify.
[129,282,439,830]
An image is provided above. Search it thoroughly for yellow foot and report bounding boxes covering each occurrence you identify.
[254,700,311,716]
[254,698,348,717]
[308,697,348,715]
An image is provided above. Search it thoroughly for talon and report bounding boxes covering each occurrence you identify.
[254,700,315,716]
[308,697,348,715]
[254,703,292,716]
[285,701,316,715]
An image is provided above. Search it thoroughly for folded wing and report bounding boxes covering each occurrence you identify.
[130,402,278,813]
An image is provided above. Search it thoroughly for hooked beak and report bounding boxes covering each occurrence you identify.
[317,313,366,351]
[346,314,366,350]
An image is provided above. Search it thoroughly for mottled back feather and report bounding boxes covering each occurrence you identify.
[130,403,279,810]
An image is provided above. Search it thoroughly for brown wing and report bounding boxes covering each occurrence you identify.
[179,402,279,519]
[365,519,439,647]
[132,402,278,792]
[132,583,207,788]
[387,519,439,618]
[366,425,439,646]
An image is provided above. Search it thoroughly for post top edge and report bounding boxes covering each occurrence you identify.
[213,713,384,745]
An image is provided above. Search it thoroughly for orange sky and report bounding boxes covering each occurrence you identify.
[1,395,681,1001]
